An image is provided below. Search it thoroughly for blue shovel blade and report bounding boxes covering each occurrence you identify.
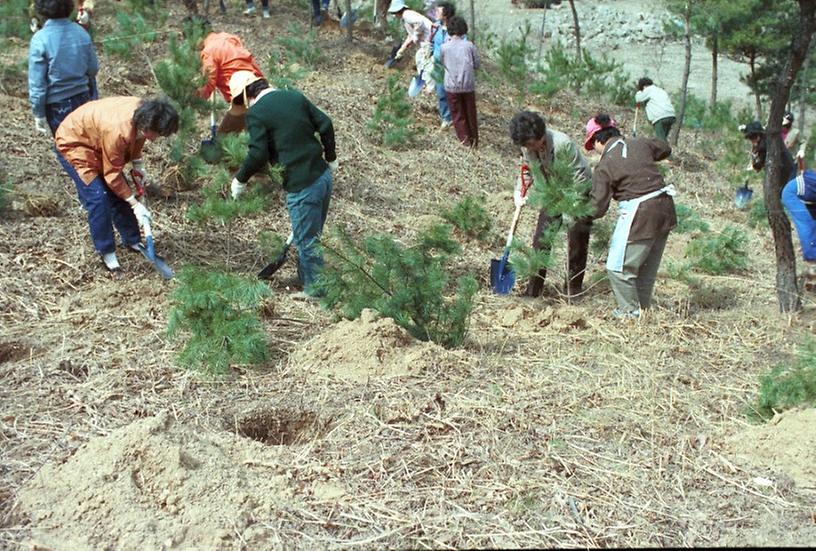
[735,186,753,209]
[408,75,425,97]
[490,254,516,295]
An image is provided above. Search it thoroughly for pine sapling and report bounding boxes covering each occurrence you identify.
[318,223,478,348]
[368,75,417,148]
[168,266,271,375]
[441,195,492,241]
[510,148,593,280]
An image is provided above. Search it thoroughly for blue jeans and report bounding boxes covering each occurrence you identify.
[58,153,141,254]
[782,178,816,262]
[45,91,91,135]
[286,168,332,294]
[435,81,451,123]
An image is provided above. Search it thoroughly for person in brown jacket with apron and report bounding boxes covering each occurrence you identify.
[585,114,677,319]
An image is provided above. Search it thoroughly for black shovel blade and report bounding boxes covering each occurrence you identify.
[258,244,290,280]
[200,140,222,164]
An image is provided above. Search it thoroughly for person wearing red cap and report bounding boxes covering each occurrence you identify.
[585,114,677,319]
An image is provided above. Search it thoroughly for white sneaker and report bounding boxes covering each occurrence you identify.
[243,5,256,15]
[102,252,121,271]
[440,120,452,129]
[262,9,270,18]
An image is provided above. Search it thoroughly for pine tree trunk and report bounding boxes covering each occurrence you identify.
[710,32,718,106]
[374,0,387,29]
[670,1,691,146]
[763,0,815,313]
[345,0,352,43]
[568,0,582,62]
[537,4,547,63]
[799,56,808,135]
[750,55,763,119]
[470,0,476,41]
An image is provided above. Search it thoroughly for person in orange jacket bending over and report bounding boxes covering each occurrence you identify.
[185,16,265,134]
[55,97,179,274]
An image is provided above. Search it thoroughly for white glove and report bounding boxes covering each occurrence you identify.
[130,159,149,187]
[128,197,151,226]
[34,117,48,134]
[513,184,528,209]
[231,177,246,200]
[77,8,90,26]
[328,159,339,172]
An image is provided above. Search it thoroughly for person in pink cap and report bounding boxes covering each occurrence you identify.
[585,113,677,320]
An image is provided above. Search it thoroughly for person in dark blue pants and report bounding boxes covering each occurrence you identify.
[782,171,816,276]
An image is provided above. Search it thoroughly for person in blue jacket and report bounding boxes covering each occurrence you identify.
[28,0,99,135]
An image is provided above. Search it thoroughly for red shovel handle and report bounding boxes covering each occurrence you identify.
[130,169,145,198]
[520,164,533,197]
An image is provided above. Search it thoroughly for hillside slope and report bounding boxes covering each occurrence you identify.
[1,2,815,548]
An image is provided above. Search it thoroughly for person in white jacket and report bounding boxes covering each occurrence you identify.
[635,77,676,142]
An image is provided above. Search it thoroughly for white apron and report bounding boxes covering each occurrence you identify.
[606,184,677,272]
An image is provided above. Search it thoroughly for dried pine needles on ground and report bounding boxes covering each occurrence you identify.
[2,2,816,548]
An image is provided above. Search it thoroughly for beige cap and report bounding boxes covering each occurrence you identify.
[388,0,406,13]
[228,70,263,115]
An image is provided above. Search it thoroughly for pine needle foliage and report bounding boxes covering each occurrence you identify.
[494,22,534,99]
[510,149,593,279]
[752,337,816,421]
[154,27,209,185]
[276,23,324,68]
[368,75,417,148]
[440,195,492,241]
[0,180,13,214]
[317,224,478,348]
[168,266,271,375]
[685,224,750,274]
[674,203,710,234]
[267,51,308,90]
[186,166,267,224]
[0,0,29,41]
[747,198,768,229]
[103,9,163,58]
[530,43,633,105]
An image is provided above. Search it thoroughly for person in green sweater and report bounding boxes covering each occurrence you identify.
[228,71,338,299]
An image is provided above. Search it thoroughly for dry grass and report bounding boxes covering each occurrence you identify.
[1,1,816,548]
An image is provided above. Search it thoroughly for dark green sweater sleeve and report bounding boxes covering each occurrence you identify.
[306,96,336,163]
[235,109,273,183]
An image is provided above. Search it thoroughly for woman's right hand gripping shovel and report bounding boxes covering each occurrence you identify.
[490,164,534,294]
[127,170,174,280]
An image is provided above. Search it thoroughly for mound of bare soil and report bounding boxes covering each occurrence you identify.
[17,413,306,549]
[289,308,456,381]
[727,408,816,490]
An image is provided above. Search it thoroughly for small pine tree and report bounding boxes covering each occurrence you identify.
[441,195,492,241]
[267,51,308,90]
[685,224,750,274]
[276,23,324,68]
[154,26,209,187]
[0,180,13,214]
[368,75,417,148]
[674,203,710,234]
[0,0,29,40]
[103,6,165,58]
[753,337,816,421]
[317,224,478,348]
[168,266,271,375]
[510,148,593,279]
